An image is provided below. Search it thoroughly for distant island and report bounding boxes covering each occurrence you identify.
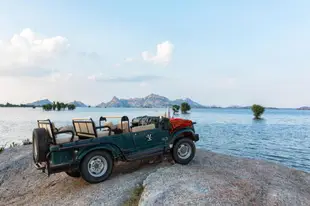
[297,106,310,110]
[0,94,309,110]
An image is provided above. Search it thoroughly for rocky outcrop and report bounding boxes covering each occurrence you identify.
[27,99,52,106]
[96,93,206,108]
[297,106,310,110]
[1,146,309,206]
[139,150,310,205]
[68,101,88,107]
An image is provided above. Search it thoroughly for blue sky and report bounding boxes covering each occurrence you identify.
[0,1,309,107]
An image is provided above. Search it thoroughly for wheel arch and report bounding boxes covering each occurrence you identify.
[77,143,123,163]
[170,128,197,145]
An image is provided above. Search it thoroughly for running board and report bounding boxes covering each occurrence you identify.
[126,148,164,161]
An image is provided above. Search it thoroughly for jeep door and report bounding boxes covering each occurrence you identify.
[132,128,169,152]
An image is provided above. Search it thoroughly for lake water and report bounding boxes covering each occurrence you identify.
[0,107,309,172]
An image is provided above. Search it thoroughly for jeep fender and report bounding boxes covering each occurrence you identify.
[77,143,123,161]
[170,128,199,145]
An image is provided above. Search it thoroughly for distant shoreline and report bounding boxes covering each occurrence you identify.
[0,105,307,110]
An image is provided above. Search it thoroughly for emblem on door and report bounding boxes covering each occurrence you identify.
[146,134,152,141]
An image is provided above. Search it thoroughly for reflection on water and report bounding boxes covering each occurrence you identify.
[0,107,309,172]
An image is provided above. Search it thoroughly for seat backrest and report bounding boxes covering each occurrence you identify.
[72,118,96,138]
[117,121,130,133]
[131,124,155,133]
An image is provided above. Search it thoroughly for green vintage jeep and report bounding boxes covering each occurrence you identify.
[32,115,199,184]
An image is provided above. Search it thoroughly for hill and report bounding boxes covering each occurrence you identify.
[27,99,52,106]
[297,106,310,110]
[96,94,206,108]
[68,101,88,107]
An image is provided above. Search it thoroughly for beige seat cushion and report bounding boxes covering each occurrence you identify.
[55,133,79,144]
[103,121,116,130]
[131,124,155,133]
[97,130,114,137]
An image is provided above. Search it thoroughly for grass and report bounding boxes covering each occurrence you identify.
[123,184,144,206]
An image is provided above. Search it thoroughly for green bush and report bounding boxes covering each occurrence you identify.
[172,105,180,114]
[43,101,76,111]
[251,104,265,119]
[42,104,53,111]
[0,146,4,154]
[68,104,76,110]
[181,102,191,114]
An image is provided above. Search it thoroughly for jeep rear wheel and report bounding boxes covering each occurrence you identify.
[172,138,196,165]
[80,150,113,184]
[32,128,50,163]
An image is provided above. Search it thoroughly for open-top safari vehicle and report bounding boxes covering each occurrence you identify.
[32,115,199,184]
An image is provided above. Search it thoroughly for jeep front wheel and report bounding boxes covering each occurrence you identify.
[80,150,113,184]
[172,138,196,165]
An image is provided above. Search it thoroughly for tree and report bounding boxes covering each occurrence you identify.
[67,104,76,110]
[172,105,180,114]
[60,102,66,110]
[181,102,191,114]
[52,101,56,110]
[43,104,53,111]
[56,101,61,111]
[251,104,265,119]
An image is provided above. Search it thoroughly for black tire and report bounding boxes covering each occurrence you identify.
[32,128,50,163]
[172,138,196,165]
[66,171,81,178]
[80,150,113,184]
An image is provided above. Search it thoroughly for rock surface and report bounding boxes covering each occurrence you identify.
[1,146,309,206]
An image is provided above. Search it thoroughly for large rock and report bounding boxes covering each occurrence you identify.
[139,150,310,206]
[0,146,309,206]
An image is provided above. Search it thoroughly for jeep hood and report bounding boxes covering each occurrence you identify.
[169,118,194,132]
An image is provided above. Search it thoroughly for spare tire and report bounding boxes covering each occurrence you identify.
[32,128,50,163]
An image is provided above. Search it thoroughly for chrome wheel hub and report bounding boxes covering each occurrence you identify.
[88,155,108,177]
[177,143,192,159]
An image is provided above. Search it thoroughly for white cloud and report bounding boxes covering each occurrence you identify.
[142,41,174,65]
[0,28,70,76]
[124,57,134,62]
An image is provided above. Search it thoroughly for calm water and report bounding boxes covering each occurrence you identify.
[0,107,309,172]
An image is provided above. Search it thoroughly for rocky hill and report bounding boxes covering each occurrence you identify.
[27,99,52,106]
[96,94,206,108]
[68,101,88,107]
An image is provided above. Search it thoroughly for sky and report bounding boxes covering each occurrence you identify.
[0,0,310,108]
